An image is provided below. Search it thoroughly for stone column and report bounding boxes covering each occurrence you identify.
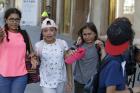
[116,0,124,17]
[56,0,64,33]
[100,0,109,36]
[71,0,89,40]
[134,0,140,39]
[91,0,109,37]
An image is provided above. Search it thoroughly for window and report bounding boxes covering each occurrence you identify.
[123,0,135,14]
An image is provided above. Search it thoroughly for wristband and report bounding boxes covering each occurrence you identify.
[128,88,133,93]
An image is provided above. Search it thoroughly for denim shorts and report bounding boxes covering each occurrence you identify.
[0,74,28,93]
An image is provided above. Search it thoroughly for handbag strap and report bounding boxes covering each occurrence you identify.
[28,36,34,53]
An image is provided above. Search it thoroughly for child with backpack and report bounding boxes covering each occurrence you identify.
[0,8,37,93]
[97,17,140,93]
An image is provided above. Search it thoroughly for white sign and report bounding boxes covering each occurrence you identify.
[21,0,39,26]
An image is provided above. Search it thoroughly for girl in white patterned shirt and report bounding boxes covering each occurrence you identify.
[34,18,73,93]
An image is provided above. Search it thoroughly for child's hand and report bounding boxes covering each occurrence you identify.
[75,36,82,46]
[65,49,77,58]
[30,53,39,69]
[65,81,73,93]
[95,40,104,49]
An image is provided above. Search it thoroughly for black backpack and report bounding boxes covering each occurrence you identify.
[20,30,31,53]
[125,45,138,87]
[84,55,111,93]
[125,45,137,76]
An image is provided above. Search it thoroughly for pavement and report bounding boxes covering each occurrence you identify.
[23,26,140,93]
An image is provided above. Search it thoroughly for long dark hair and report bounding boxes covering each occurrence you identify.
[4,8,22,41]
[78,22,98,43]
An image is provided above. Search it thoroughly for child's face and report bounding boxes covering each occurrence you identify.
[42,27,57,43]
[6,13,20,31]
[82,27,96,44]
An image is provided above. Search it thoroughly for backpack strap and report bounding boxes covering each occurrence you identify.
[84,54,110,93]
[97,54,110,72]
[20,30,33,53]
[93,54,110,93]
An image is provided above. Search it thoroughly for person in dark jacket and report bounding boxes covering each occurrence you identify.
[98,17,140,93]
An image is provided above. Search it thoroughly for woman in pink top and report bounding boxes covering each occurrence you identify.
[0,8,36,93]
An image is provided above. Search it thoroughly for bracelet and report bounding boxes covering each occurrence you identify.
[128,88,133,93]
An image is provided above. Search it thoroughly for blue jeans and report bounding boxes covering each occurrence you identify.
[0,74,28,93]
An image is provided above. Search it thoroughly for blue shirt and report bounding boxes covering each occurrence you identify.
[98,56,126,93]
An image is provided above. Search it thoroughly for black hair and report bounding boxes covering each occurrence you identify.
[118,17,135,43]
[113,17,131,26]
[109,17,134,45]
[4,8,22,42]
[78,22,98,43]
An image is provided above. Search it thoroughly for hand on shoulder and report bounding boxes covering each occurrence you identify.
[95,39,104,49]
